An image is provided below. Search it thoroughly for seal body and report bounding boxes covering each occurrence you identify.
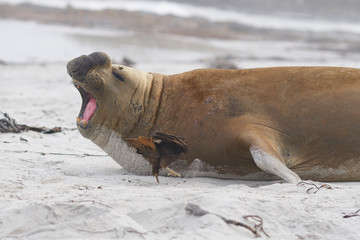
[67,52,360,182]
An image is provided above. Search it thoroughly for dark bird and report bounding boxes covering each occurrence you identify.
[126,132,188,183]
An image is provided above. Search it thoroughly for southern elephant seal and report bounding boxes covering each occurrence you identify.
[67,52,360,183]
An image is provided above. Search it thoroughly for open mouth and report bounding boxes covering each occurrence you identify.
[75,85,97,128]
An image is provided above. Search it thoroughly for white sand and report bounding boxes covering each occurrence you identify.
[0,62,359,240]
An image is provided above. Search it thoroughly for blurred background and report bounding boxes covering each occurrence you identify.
[0,0,360,74]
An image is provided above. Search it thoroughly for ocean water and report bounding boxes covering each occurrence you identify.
[2,0,360,33]
[0,0,359,71]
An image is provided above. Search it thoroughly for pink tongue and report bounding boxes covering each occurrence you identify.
[83,96,96,121]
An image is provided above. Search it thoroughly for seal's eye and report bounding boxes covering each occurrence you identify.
[112,66,125,82]
[113,71,125,82]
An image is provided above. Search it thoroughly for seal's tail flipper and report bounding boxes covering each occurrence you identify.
[250,145,301,183]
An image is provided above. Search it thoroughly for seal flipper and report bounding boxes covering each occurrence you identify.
[250,145,301,183]
[232,118,301,183]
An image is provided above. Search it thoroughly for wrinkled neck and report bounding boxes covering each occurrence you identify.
[88,73,163,142]
[125,72,164,138]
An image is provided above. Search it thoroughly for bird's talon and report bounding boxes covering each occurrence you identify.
[165,167,181,178]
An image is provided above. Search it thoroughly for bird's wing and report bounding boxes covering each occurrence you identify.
[126,136,157,153]
[153,132,188,154]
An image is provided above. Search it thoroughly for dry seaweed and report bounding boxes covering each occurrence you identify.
[185,203,269,237]
[0,112,61,134]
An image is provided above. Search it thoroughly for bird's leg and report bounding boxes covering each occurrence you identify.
[164,166,182,178]
[154,173,160,183]
[152,161,161,183]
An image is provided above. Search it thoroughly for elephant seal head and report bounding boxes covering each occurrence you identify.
[67,52,156,141]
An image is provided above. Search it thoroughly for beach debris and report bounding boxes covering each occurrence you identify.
[343,209,360,218]
[0,112,61,134]
[0,112,20,133]
[243,215,270,238]
[121,56,136,67]
[185,203,269,237]
[126,132,188,183]
[113,56,136,67]
[297,181,332,194]
[209,55,239,69]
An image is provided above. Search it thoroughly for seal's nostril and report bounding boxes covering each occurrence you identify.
[67,52,111,82]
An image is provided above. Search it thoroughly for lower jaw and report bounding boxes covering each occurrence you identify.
[76,117,90,128]
[76,122,94,139]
